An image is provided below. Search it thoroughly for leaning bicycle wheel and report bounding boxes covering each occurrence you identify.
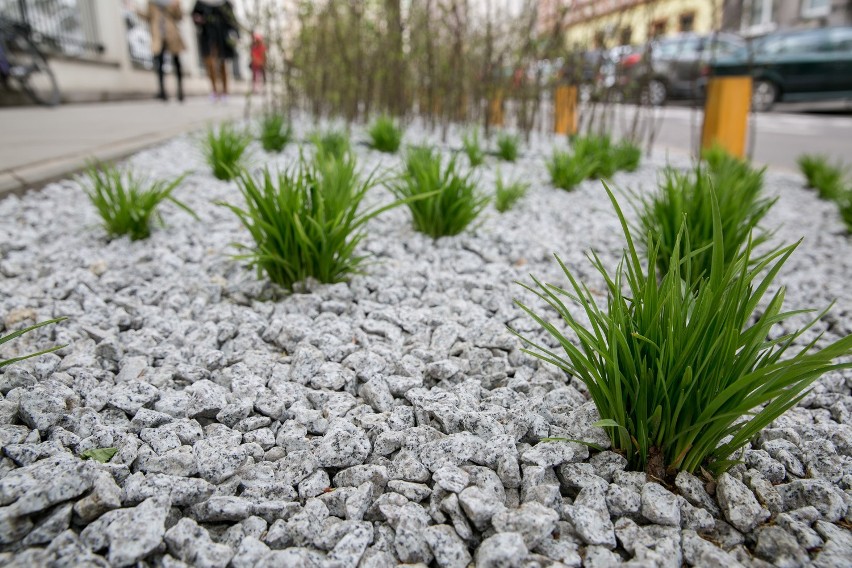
[16,37,60,106]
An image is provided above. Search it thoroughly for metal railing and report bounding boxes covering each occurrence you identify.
[0,0,103,59]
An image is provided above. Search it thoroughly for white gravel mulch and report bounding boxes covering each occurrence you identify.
[0,117,851,568]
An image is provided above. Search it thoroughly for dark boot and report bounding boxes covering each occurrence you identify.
[156,49,167,101]
[174,54,184,102]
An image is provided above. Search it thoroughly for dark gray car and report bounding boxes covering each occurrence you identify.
[618,33,745,106]
[712,26,852,111]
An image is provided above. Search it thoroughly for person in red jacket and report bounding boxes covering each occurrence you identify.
[250,32,266,94]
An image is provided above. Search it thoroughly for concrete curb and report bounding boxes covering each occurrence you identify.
[0,117,233,198]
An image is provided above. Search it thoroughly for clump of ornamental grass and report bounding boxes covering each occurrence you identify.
[495,173,528,213]
[367,115,403,153]
[220,153,401,290]
[637,156,773,288]
[203,124,252,181]
[390,146,488,237]
[1,317,67,368]
[495,132,520,162]
[840,194,852,232]
[82,163,196,241]
[797,154,848,201]
[259,113,292,153]
[547,150,594,191]
[462,129,486,167]
[514,184,852,477]
[575,134,618,178]
[613,139,641,172]
[312,129,351,161]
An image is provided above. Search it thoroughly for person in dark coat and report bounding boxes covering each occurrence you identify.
[191,0,238,100]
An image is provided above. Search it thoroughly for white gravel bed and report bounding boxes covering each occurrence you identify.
[0,117,851,568]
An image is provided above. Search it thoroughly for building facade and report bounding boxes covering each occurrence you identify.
[538,0,723,49]
[0,0,249,103]
[722,0,852,36]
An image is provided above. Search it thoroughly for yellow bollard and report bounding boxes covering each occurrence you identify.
[701,77,752,158]
[488,89,504,127]
[554,86,578,136]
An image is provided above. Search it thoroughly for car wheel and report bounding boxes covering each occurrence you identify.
[752,80,777,112]
[640,79,667,106]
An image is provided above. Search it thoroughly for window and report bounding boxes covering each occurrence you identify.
[679,12,695,33]
[802,0,831,18]
[649,19,668,39]
[743,0,776,33]
[619,26,632,46]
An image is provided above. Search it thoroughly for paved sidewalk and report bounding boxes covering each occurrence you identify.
[0,97,246,196]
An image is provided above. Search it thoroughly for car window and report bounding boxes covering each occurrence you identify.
[828,27,852,52]
[679,38,702,54]
[761,31,829,54]
[714,38,743,55]
[653,40,681,58]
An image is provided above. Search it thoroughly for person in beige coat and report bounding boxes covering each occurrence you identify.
[143,0,186,101]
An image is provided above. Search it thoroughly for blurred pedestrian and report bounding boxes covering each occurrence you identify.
[191,0,239,102]
[250,32,266,94]
[142,0,185,102]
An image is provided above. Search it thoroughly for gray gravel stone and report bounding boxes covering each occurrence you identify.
[777,478,848,522]
[460,485,507,530]
[606,483,641,517]
[326,521,373,566]
[165,517,234,568]
[492,501,559,549]
[564,504,616,548]
[423,524,472,568]
[674,471,721,516]
[754,526,810,568]
[80,494,171,567]
[74,470,121,522]
[641,482,681,527]
[476,531,528,567]
[682,529,744,567]
[231,537,271,568]
[21,502,72,545]
[315,418,371,468]
[433,465,471,493]
[716,472,770,533]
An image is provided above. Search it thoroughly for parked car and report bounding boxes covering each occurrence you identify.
[711,26,852,111]
[617,33,745,106]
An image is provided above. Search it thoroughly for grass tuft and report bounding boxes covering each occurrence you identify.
[573,134,617,178]
[203,124,252,181]
[367,115,403,153]
[390,146,488,237]
[613,139,642,172]
[221,153,400,290]
[798,154,847,201]
[547,150,594,191]
[462,129,486,167]
[312,129,351,161]
[495,173,528,213]
[637,150,773,288]
[259,114,293,153]
[1,317,67,368]
[495,132,520,162]
[83,163,196,241]
[515,183,852,476]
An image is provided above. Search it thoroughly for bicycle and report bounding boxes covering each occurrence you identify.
[0,17,60,106]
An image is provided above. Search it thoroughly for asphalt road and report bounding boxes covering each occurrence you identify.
[607,103,852,173]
